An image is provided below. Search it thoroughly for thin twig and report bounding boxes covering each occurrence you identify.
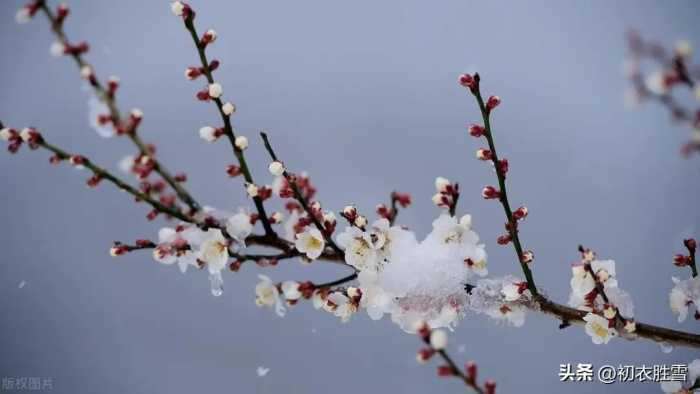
[179,13,275,236]
[259,132,345,256]
[38,1,202,213]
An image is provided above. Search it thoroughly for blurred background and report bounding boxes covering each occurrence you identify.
[1,1,699,393]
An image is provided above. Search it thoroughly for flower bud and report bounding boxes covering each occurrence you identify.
[185,67,201,80]
[199,126,222,142]
[245,183,259,198]
[226,164,242,177]
[222,102,236,116]
[437,365,455,377]
[465,361,477,382]
[429,329,448,350]
[69,155,86,167]
[520,250,534,264]
[234,135,248,150]
[208,83,223,99]
[458,73,476,90]
[684,238,697,252]
[485,380,496,394]
[468,124,485,137]
[268,161,285,176]
[171,1,185,16]
[201,29,218,46]
[50,42,66,57]
[673,254,690,267]
[476,148,492,161]
[486,95,501,110]
[354,215,367,228]
[435,176,451,193]
[481,185,500,199]
[416,348,435,364]
[497,234,511,245]
[512,206,528,220]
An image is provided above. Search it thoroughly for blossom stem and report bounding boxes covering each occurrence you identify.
[38,1,202,214]
[468,74,538,295]
[36,138,194,223]
[436,349,486,394]
[687,242,698,278]
[535,294,700,348]
[313,272,359,289]
[180,14,275,236]
[259,132,345,256]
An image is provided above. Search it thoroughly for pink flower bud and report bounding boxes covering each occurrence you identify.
[476,148,492,161]
[497,234,511,245]
[458,73,476,90]
[486,95,501,110]
[520,250,534,264]
[513,206,528,220]
[485,380,496,394]
[481,186,500,200]
[673,254,690,267]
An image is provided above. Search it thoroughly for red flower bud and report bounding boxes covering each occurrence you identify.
[226,165,242,177]
[465,361,477,382]
[673,254,690,267]
[437,365,455,377]
[458,73,476,90]
[485,380,496,394]
[486,95,501,111]
[481,186,501,200]
[391,191,412,208]
[497,234,511,245]
[468,124,485,137]
[512,206,528,220]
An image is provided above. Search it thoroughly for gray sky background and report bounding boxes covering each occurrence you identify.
[1,1,699,393]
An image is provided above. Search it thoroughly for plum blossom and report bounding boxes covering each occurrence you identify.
[152,226,203,273]
[669,276,700,323]
[568,256,634,319]
[255,275,286,317]
[197,229,229,273]
[295,227,325,260]
[583,312,617,345]
[225,211,253,241]
[323,292,356,323]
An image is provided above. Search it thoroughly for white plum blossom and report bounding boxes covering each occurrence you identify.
[281,281,302,301]
[197,229,229,274]
[225,211,253,241]
[669,276,700,322]
[199,126,219,142]
[295,227,325,260]
[324,292,356,323]
[583,312,617,345]
[568,257,633,319]
[255,275,286,317]
[152,226,203,273]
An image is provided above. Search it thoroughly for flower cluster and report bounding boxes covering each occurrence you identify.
[467,275,530,327]
[568,247,636,344]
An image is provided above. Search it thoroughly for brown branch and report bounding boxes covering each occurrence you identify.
[36,1,201,213]
[178,11,275,236]
[468,74,538,295]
